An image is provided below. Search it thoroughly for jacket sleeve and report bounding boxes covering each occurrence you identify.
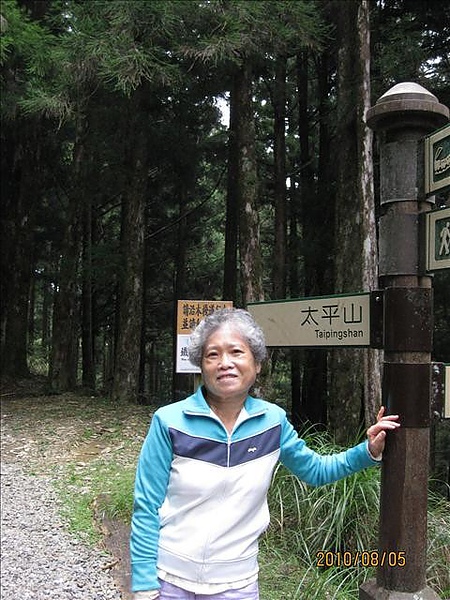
[279,412,379,486]
[130,411,173,592]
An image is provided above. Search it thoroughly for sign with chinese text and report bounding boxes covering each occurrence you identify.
[424,123,450,195]
[425,206,450,272]
[176,300,233,373]
[248,293,371,348]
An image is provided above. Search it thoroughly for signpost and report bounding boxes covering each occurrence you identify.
[425,206,450,272]
[361,82,448,600]
[176,300,232,374]
[248,292,381,348]
[424,123,450,195]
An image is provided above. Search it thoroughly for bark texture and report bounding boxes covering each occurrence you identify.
[234,62,264,305]
[328,0,380,442]
[111,87,148,403]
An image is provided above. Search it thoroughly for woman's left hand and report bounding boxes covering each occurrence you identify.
[367,406,400,460]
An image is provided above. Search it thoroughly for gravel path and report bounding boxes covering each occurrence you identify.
[1,444,123,599]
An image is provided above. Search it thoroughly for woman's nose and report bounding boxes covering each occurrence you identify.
[218,353,233,368]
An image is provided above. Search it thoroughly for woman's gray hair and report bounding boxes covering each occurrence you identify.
[188,308,267,367]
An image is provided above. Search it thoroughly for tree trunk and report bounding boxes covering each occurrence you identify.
[0,122,40,379]
[172,190,192,402]
[272,55,287,300]
[288,180,303,427]
[2,220,33,379]
[234,62,264,306]
[50,117,85,392]
[327,0,380,442]
[103,327,114,393]
[287,96,303,427]
[41,256,52,358]
[111,86,147,403]
[297,50,328,429]
[81,177,96,391]
[139,203,151,403]
[49,165,84,392]
[357,0,381,427]
[223,80,239,304]
[28,256,36,350]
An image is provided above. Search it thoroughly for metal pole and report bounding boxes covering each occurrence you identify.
[360,83,448,600]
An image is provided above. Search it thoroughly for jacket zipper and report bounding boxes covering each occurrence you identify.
[185,408,268,468]
[227,432,231,467]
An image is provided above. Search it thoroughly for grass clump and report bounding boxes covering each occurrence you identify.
[426,490,450,597]
[259,429,450,599]
[260,463,379,599]
[54,459,136,544]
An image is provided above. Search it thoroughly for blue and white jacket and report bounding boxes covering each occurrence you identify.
[130,387,379,592]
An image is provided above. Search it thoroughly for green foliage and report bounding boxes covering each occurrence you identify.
[372,9,425,88]
[427,490,450,596]
[0,0,59,119]
[57,460,135,537]
[179,0,326,68]
[0,0,55,71]
[18,88,73,121]
[55,467,102,545]
[266,432,380,559]
[371,0,450,102]
[65,0,187,95]
[431,421,450,500]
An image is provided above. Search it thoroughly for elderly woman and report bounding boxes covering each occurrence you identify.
[131,308,399,600]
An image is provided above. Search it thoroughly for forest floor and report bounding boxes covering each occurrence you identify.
[0,377,154,600]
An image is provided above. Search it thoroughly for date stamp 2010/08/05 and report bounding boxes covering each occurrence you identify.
[316,550,406,568]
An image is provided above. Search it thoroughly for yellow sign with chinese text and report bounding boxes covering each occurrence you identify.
[176,300,233,373]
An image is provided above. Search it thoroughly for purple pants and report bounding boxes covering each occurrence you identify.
[158,580,259,599]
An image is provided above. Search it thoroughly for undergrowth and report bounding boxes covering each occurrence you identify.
[258,429,450,599]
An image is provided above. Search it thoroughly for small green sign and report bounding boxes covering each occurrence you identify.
[425,124,450,195]
[426,207,450,271]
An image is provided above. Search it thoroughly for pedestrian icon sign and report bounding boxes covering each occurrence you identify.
[426,207,450,272]
[440,221,450,256]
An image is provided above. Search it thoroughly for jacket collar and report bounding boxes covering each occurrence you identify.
[183,386,267,417]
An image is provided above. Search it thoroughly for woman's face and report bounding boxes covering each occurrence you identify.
[201,324,261,403]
